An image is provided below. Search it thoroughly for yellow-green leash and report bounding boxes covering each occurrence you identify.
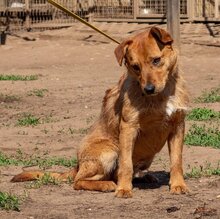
[47,0,120,44]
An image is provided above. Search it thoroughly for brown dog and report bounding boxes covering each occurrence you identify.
[12,27,189,198]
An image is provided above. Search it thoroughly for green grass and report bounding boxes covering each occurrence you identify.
[68,127,89,135]
[0,94,20,103]
[0,192,20,211]
[185,124,220,148]
[0,152,77,169]
[0,74,38,81]
[17,113,57,127]
[187,108,220,121]
[195,87,220,103]
[17,114,40,126]
[86,115,96,125]
[25,173,61,189]
[28,89,48,97]
[185,162,220,178]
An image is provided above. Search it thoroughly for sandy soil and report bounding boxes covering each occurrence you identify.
[0,23,220,218]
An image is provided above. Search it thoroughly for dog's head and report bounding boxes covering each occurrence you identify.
[114,27,177,96]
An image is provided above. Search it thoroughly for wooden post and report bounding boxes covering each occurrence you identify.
[133,0,138,19]
[215,0,219,19]
[88,0,94,22]
[167,0,180,49]
[187,0,195,22]
[25,0,30,30]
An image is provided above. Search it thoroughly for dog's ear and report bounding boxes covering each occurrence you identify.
[150,27,173,45]
[114,39,133,66]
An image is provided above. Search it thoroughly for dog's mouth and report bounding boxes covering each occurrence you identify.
[142,91,159,97]
[141,85,165,97]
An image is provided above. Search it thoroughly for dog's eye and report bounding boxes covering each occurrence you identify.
[131,64,140,72]
[152,57,161,66]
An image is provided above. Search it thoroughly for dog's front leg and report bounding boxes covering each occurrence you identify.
[115,120,138,198]
[168,120,189,194]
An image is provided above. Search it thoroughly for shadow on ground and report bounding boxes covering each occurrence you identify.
[133,171,169,190]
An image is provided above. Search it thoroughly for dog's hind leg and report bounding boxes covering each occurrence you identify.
[74,180,116,192]
[73,153,117,192]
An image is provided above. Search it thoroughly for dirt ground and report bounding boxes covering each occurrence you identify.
[0,23,220,219]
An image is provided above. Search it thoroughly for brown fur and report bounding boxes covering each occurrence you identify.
[11,27,189,198]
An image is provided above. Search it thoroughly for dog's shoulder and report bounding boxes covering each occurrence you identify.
[166,75,189,118]
[165,96,187,119]
[102,74,126,109]
[100,73,141,124]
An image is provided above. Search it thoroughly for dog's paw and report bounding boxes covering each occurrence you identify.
[170,184,189,194]
[101,181,117,192]
[115,189,133,198]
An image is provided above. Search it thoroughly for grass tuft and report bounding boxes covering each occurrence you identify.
[26,173,61,189]
[185,162,220,178]
[195,87,220,103]
[27,89,48,98]
[68,127,89,135]
[0,152,77,169]
[0,192,20,211]
[0,94,20,103]
[0,74,38,81]
[187,108,220,121]
[17,114,40,126]
[184,124,220,148]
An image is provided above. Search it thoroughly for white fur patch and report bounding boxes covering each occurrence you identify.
[166,101,176,116]
[166,96,187,117]
[100,151,118,174]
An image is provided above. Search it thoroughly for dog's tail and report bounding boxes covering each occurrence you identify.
[11,168,78,183]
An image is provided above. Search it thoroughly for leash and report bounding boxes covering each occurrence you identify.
[47,0,120,44]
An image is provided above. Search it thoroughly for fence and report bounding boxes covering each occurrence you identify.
[93,0,188,21]
[0,0,90,31]
[193,0,220,20]
[0,0,220,32]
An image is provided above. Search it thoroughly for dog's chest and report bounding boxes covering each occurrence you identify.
[138,96,185,129]
[133,112,172,166]
[134,99,186,158]
[138,107,172,132]
[137,112,171,149]
[137,102,176,148]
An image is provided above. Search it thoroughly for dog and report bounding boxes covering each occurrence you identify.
[11,27,189,198]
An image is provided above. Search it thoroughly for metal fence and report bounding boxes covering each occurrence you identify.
[93,0,134,19]
[137,0,187,15]
[0,0,89,32]
[194,0,220,20]
[0,0,220,32]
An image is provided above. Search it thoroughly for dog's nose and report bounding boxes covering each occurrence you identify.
[144,84,155,94]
